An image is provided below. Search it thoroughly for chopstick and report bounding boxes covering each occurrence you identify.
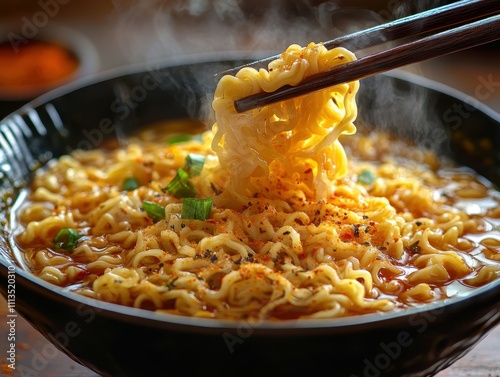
[218,0,500,79]
[231,4,500,113]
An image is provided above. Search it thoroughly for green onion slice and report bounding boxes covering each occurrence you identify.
[167,133,192,145]
[165,168,196,198]
[143,201,165,221]
[181,198,213,220]
[357,169,376,185]
[122,177,140,191]
[54,228,81,250]
[184,154,205,177]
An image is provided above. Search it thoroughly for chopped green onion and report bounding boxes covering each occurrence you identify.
[167,133,192,145]
[165,168,196,198]
[357,169,376,185]
[54,228,81,250]
[181,198,213,220]
[122,177,140,191]
[166,277,178,290]
[184,154,205,177]
[164,154,206,198]
[143,201,165,221]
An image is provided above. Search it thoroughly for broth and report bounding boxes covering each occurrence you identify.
[10,122,500,320]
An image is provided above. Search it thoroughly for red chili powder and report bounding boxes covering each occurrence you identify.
[0,40,79,90]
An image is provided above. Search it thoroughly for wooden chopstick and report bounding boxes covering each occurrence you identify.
[217,0,500,80]
[322,0,500,51]
[234,13,500,113]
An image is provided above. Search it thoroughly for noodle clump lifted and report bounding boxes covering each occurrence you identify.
[211,42,358,206]
[14,42,500,321]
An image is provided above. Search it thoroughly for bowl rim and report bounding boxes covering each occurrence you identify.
[13,49,500,122]
[1,52,499,331]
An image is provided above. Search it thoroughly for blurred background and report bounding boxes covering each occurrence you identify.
[0,0,499,118]
[0,0,499,376]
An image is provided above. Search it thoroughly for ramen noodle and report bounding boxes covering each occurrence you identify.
[13,42,500,321]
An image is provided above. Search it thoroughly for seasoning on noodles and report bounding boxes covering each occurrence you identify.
[13,42,500,321]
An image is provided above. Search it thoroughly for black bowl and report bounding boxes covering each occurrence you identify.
[0,53,499,377]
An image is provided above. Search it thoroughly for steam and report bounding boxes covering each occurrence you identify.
[109,0,448,154]
[110,0,397,64]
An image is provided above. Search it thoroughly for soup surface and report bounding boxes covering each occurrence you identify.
[12,124,500,320]
[12,43,500,321]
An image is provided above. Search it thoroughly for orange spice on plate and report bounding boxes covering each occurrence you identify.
[0,40,79,94]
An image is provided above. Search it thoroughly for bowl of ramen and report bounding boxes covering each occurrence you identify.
[0,46,499,377]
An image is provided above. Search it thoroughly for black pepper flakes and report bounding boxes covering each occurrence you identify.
[405,241,421,254]
[210,182,222,195]
[353,224,360,238]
